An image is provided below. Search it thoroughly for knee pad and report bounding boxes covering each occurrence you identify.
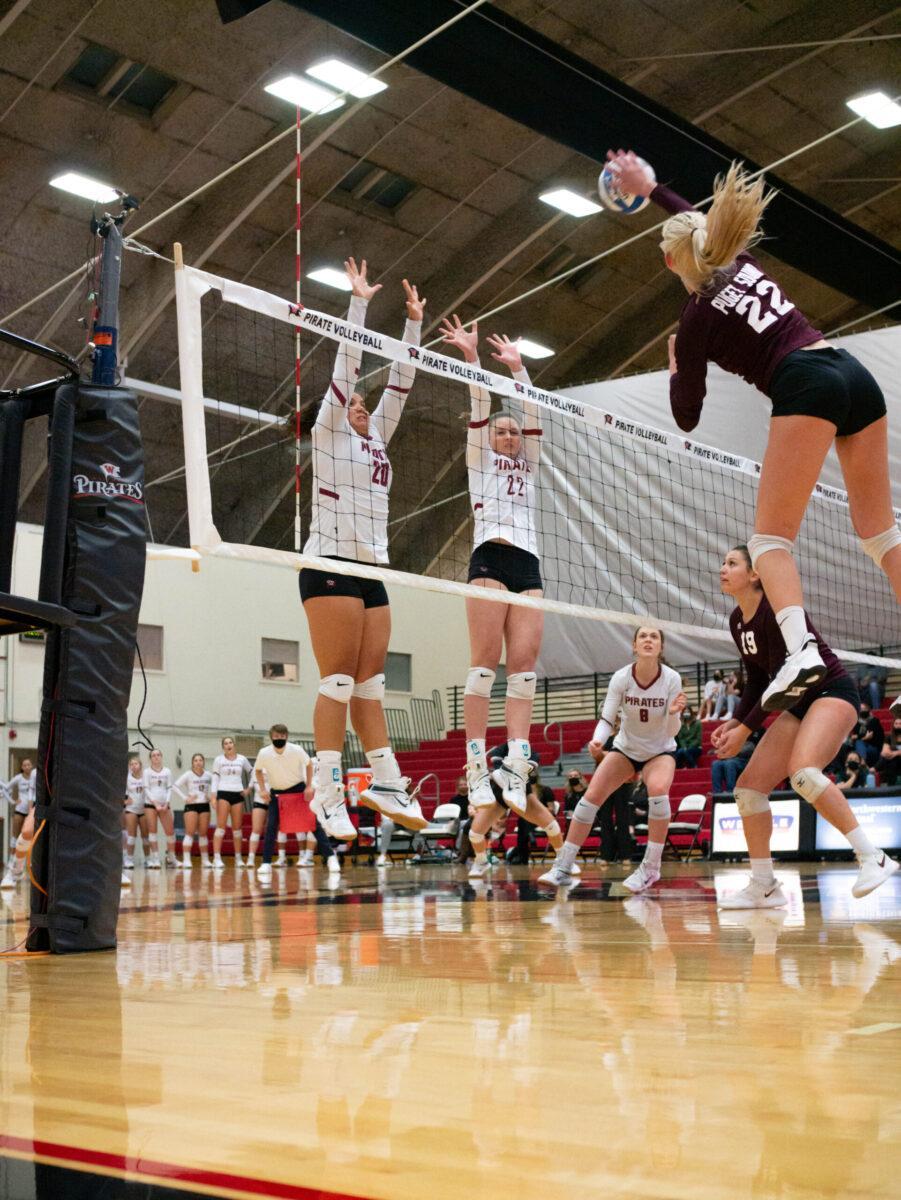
[734,787,770,816]
[464,667,496,698]
[747,533,794,569]
[352,673,385,701]
[319,673,354,702]
[790,766,830,805]
[506,671,537,701]
[861,525,901,568]
[542,818,561,839]
[573,797,600,824]
[648,795,671,821]
[469,829,486,851]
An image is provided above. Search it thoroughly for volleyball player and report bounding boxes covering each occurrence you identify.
[465,742,568,878]
[540,627,686,890]
[143,749,177,869]
[173,754,213,869]
[300,257,428,840]
[715,545,898,906]
[211,736,252,868]
[123,755,147,868]
[606,149,900,711]
[1,804,34,889]
[7,758,35,847]
[440,317,544,816]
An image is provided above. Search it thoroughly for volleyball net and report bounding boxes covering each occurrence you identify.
[170,258,900,662]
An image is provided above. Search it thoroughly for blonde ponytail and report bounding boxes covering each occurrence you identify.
[660,162,775,292]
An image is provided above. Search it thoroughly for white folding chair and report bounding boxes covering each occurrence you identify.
[417,803,461,856]
[665,793,707,861]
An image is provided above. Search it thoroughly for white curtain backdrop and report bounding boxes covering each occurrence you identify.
[537,326,901,677]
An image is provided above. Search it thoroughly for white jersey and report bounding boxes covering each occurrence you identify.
[143,767,172,809]
[594,663,683,762]
[125,771,146,813]
[10,771,36,815]
[211,754,251,796]
[467,367,541,557]
[304,295,421,565]
[173,770,213,805]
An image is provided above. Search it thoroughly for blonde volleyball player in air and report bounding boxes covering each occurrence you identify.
[299,257,428,840]
[716,545,898,905]
[540,627,686,890]
[440,316,545,832]
[606,149,900,712]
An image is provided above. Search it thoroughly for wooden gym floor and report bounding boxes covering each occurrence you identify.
[1,860,899,1200]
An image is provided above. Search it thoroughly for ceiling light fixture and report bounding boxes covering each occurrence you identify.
[516,338,554,359]
[539,188,602,217]
[49,172,120,203]
[306,59,387,98]
[307,267,353,291]
[846,90,901,129]
[264,75,344,114]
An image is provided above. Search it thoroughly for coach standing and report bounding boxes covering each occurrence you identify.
[254,724,336,880]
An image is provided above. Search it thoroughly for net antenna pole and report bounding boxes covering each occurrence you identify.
[293,104,302,553]
[90,192,140,386]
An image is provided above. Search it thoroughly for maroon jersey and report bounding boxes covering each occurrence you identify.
[729,594,848,731]
[651,184,823,431]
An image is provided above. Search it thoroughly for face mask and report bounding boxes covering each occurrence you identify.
[271,738,287,749]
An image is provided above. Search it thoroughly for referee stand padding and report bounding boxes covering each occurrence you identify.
[0,381,147,954]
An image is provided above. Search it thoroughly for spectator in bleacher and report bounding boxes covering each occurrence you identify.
[855,664,886,710]
[854,701,885,768]
[563,771,588,812]
[878,719,901,787]
[711,729,761,794]
[675,707,702,768]
[837,753,869,793]
[699,671,724,721]
[713,669,741,720]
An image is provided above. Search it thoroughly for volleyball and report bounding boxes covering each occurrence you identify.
[597,156,656,213]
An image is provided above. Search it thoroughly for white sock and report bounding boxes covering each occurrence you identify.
[507,738,530,760]
[776,605,809,656]
[367,746,400,782]
[644,840,664,869]
[182,835,193,859]
[467,738,487,774]
[126,836,135,854]
[846,825,878,861]
[558,842,579,871]
[318,750,343,794]
[750,857,775,884]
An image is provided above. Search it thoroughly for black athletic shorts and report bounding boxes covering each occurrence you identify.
[184,801,210,815]
[299,556,389,609]
[216,790,244,806]
[787,673,859,723]
[252,801,269,811]
[468,541,542,594]
[768,347,887,436]
[612,748,677,774]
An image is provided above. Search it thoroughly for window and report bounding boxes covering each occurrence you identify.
[385,651,411,693]
[262,638,298,682]
[135,624,163,671]
[63,42,176,115]
[336,158,415,211]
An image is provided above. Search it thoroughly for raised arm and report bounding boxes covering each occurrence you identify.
[372,279,425,444]
[440,314,489,468]
[487,334,542,466]
[315,256,379,435]
[604,150,695,215]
